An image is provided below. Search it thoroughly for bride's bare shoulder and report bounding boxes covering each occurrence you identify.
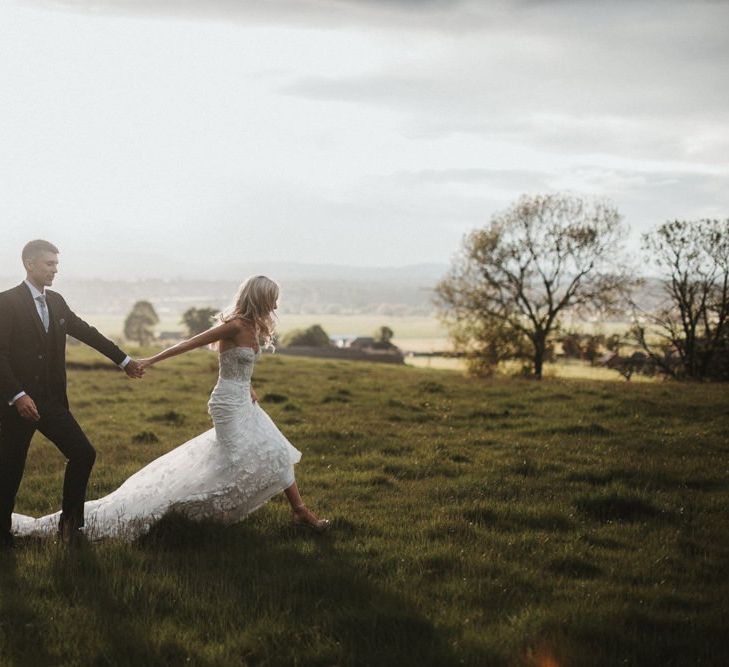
[228,316,254,332]
[229,317,257,345]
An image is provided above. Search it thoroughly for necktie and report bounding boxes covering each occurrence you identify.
[37,294,49,332]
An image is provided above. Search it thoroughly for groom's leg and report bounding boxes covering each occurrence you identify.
[0,412,36,542]
[36,401,96,530]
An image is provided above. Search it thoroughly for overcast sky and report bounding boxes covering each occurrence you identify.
[1,0,727,280]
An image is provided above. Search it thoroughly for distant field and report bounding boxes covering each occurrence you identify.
[277,314,447,345]
[81,312,634,354]
[405,356,657,382]
[3,346,728,665]
[82,313,450,351]
[83,312,655,382]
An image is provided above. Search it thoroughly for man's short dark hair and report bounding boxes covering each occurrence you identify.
[22,239,59,262]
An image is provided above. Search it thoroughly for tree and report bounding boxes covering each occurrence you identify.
[375,325,394,345]
[557,331,606,365]
[181,307,218,336]
[605,351,657,381]
[559,332,584,359]
[435,193,634,378]
[605,333,624,353]
[124,300,159,346]
[372,325,395,350]
[631,219,729,380]
[281,324,331,348]
[584,334,603,365]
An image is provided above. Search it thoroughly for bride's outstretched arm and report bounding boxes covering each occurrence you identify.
[139,320,239,368]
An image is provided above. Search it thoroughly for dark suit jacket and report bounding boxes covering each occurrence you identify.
[0,283,127,412]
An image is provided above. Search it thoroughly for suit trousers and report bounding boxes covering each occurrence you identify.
[0,398,96,539]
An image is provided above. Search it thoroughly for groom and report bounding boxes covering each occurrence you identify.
[0,240,144,548]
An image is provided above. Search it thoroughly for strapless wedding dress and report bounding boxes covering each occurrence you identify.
[11,347,301,540]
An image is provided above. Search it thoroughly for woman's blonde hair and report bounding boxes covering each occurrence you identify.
[219,275,279,347]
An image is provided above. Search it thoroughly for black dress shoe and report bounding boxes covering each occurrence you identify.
[0,534,15,551]
[58,519,85,547]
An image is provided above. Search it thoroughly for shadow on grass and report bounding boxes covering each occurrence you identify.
[547,556,602,580]
[567,468,727,492]
[462,506,573,532]
[148,515,457,664]
[555,609,729,667]
[574,492,667,523]
[0,549,55,666]
[28,514,461,666]
[47,541,182,665]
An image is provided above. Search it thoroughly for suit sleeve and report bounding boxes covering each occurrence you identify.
[0,293,24,402]
[60,296,128,366]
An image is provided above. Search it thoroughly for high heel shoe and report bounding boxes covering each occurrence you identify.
[292,504,331,533]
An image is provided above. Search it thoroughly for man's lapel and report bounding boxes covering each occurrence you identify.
[46,293,64,340]
[16,282,46,343]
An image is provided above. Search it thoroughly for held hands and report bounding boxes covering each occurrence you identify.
[15,395,40,422]
[124,359,146,379]
[250,388,259,403]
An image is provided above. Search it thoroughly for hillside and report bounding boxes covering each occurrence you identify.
[3,347,728,665]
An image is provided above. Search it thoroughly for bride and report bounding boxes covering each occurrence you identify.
[12,276,330,540]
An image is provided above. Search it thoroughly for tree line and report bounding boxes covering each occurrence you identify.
[434,193,729,381]
[121,193,727,383]
[124,306,219,347]
[124,303,396,352]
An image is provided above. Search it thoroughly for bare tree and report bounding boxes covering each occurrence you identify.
[435,193,634,379]
[632,219,729,379]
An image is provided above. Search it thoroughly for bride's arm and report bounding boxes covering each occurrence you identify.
[139,320,239,367]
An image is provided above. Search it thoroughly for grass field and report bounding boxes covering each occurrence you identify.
[2,346,728,666]
[403,357,658,382]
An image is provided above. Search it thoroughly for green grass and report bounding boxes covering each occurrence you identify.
[2,346,729,666]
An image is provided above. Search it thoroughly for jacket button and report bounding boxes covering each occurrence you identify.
[38,354,43,360]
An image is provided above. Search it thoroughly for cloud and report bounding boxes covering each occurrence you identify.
[391,168,554,198]
[386,163,729,235]
[560,166,729,226]
[267,1,729,167]
[6,0,727,272]
[28,0,729,161]
[26,0,512,31]
[278,0,729,163]
[30,0,729,46]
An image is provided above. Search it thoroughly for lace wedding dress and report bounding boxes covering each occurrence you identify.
[11,347,301,540]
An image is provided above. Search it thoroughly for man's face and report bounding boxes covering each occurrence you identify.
[25,251,59,288]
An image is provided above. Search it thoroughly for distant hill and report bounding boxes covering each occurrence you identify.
[0,262,448,317]
[0,263,666,319]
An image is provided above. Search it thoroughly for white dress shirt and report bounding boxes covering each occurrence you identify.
[24,279,49,328]
[9,280,130,406]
